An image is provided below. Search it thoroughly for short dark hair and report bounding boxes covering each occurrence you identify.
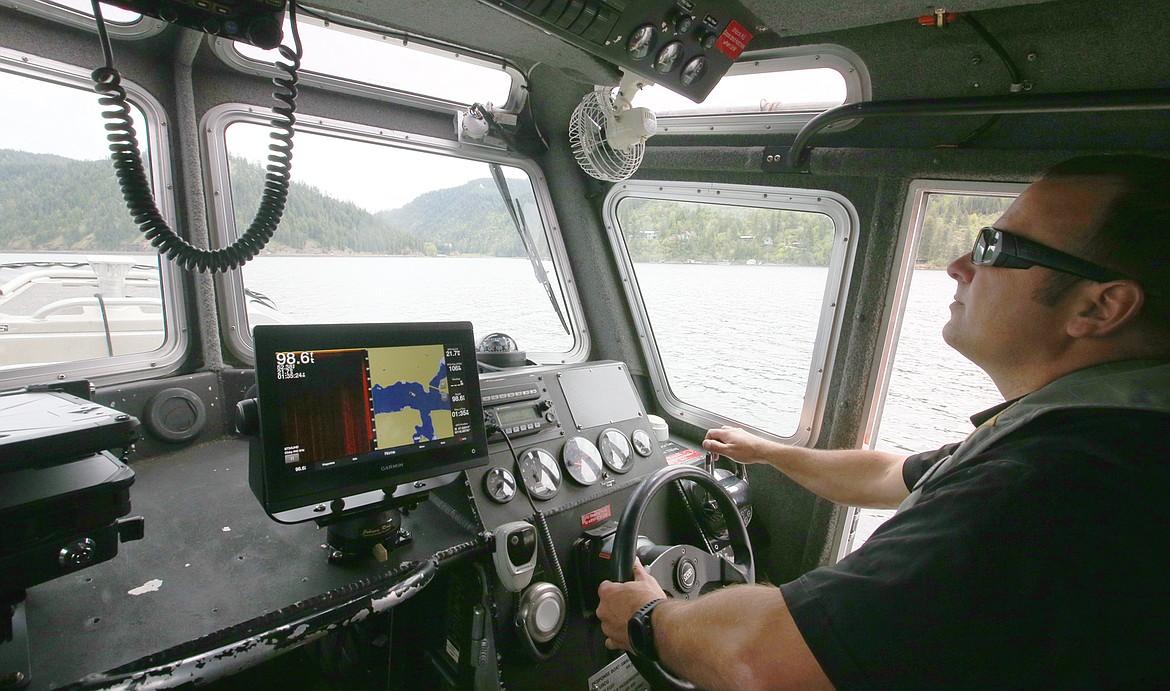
[1035,154,1170,323]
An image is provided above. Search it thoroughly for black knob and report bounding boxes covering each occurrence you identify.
[234,397,259,436]
[247,15,284,50]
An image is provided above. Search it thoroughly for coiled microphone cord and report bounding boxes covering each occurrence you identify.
[89,0,302,273]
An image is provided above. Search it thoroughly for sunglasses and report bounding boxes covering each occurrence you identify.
[971,226,1128,284]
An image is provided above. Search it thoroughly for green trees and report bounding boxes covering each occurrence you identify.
[0,149,147,251]
[917,193,1013,267]
[227,155,423,255]
[618,199,836,266]
[0,150,532,257]
[376,180,532,257]
[617,193,1013,266]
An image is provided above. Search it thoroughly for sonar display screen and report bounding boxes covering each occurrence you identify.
[275,344,473,471]
[251,322,488,519]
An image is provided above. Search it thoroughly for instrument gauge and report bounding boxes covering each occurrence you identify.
[483,466,517,504]
[518,448,561,500]
[562,436,604,486]
[599,428,634,474]
[631,428,654,457]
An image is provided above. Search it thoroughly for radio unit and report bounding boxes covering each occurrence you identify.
[483,381,557,438]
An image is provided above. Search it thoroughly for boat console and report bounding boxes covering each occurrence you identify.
[9,322,745,689]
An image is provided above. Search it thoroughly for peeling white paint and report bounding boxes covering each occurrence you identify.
[128,579,163,595]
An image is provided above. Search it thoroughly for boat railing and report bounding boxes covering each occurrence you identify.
[29,296,162,321]
[0,267,159,299]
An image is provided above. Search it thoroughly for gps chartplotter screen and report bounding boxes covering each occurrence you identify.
[251,321,488,520]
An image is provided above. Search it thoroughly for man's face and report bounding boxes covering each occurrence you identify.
[941,176,1118,381]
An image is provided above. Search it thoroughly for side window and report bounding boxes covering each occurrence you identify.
[216,13,519,110]
[6,0,166,38]
[843,184,1019,554]
[0,54,184,388]
[605,183,856,443]
[205,108,584,363]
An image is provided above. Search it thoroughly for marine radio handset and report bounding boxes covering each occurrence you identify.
[493,521,538,592]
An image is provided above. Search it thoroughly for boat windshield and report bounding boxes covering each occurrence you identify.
[215,118,580,361]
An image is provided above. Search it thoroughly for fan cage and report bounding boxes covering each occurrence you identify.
[569,89,645,182]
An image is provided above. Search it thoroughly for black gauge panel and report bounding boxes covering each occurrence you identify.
[599,428,634,474]
[483,0,765,102]
[518,448,561,500]
[562,436,604,486]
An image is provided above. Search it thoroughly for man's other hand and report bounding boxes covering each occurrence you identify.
[703,425,767,464]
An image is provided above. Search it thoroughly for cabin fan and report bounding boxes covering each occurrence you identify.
[569,71,658,182]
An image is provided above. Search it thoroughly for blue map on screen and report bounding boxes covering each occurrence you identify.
[370,354,451,444]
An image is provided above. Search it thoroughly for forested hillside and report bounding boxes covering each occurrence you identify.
[618,199,838,265]
[0,149,526,257]
[0,149,148,251]
[226,155,422,255]
[377,180,533,257]
[918,193,1014,267]
[617,193,1012,266]
[1,148,1010,265]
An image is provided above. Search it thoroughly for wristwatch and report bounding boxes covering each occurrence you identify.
[627,598,666,661]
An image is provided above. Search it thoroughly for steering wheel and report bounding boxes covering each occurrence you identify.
[612,464,755,689]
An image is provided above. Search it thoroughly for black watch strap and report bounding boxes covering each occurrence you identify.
[627,598,666,662]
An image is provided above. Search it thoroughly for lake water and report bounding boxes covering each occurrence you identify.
[241,256,998,442]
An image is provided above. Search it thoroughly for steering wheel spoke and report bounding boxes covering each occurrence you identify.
[642,544,740,599]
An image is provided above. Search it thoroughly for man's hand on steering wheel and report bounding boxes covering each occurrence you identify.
[597,464,755,689]
[597,559,667,651]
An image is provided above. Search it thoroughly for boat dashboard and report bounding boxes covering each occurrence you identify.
[5,343,738,690]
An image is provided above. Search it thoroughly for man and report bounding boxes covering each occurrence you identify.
[596,154,1170,690]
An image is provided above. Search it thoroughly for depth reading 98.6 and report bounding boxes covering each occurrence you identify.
[275,351,314,379]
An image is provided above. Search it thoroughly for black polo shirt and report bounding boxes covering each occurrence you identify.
[779,407,1170,689]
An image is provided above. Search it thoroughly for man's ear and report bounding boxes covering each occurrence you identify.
[1066,281,1145,338]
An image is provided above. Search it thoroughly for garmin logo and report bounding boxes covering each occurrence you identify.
[381,462,404,471]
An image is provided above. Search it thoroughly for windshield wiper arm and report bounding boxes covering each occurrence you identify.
[489,164,570,336]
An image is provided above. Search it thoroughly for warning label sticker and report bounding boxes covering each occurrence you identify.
[581,504,613,528]
[715,20,754,60]
[660,439,704,466]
